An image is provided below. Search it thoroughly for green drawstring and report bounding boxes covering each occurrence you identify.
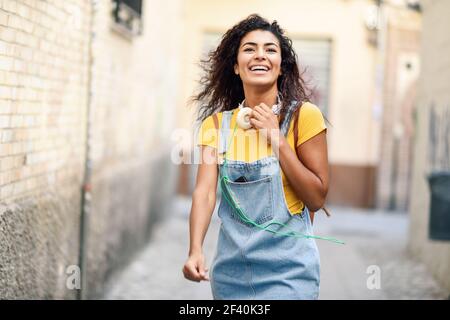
[218,113,345,245]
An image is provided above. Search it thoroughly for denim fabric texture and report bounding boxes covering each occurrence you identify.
[210,102,321,300]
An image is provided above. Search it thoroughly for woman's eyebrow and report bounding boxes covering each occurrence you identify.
[241,42,279,47]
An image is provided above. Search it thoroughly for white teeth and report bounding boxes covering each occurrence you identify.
[250,66,268,71]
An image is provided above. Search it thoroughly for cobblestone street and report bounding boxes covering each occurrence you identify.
[104,196,448,300]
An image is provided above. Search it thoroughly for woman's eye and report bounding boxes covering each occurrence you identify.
[242,47,277,53]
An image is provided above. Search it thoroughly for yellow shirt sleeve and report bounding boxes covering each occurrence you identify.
[296,102,327,147]
[197,114,219,149]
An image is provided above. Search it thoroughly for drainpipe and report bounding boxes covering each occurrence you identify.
[78,0,98,300]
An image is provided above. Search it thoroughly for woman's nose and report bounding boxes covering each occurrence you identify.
[255,47,266,59]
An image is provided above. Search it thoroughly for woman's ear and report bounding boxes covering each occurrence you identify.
[234,64,239,75]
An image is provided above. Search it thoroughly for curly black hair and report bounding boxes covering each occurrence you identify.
[191,14,312,126]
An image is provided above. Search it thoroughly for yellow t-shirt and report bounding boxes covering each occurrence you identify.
[197,102,327,214]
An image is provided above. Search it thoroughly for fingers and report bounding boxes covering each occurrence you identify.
[183,263,202,282]
[198,260,210,281]
[182,263,197,282]
[183,259,209,282]
[252,104,270,119]
[202,268,210,281]
[250,106,272,129]
[249,117,263,129]
[254,103,271,115]
[250,108,267,129]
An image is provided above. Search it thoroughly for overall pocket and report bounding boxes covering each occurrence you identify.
[219,175,274,226]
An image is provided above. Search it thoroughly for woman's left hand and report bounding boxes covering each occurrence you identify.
[250,103,281,146]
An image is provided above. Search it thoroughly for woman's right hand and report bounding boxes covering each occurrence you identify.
[182,252,210,282]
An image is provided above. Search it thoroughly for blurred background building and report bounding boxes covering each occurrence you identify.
[0,0,449,299]
[179,0,421,211]
[0,0,183,298]
[408,0,450,295]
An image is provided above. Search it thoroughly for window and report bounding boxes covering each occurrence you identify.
[292,38,332,117]
[111,0,143,37]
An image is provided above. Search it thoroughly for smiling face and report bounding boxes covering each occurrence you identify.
[234,29,282,90]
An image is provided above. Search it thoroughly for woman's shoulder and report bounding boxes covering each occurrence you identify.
[296,101,326,123]
[293,101,327,146]
[201,112,222,128]
[299,101,323,115]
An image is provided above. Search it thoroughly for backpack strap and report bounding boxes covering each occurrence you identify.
[212,113,219,131]
[293,106,301,159]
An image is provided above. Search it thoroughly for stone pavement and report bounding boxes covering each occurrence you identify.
[103,196,448,300]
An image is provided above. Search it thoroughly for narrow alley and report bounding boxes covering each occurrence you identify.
[1,0,449,301]
[103,196,448,300]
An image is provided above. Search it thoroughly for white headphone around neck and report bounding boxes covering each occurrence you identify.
[236,94,282,129]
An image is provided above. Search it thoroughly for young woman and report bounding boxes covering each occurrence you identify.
[183,14,331,299]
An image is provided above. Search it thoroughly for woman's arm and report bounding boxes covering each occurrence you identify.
[276,131,329,212]
[250,103,329,212]
[183,145,218,282]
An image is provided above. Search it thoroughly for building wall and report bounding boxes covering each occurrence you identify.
[0,0,183,299]
[84,0,182,298]
[376,6,421,211]
[409,0,450,293]
[0,0,90,299]
[179,0,380,207]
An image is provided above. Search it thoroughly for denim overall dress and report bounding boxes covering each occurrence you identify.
[210,104,321,300]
